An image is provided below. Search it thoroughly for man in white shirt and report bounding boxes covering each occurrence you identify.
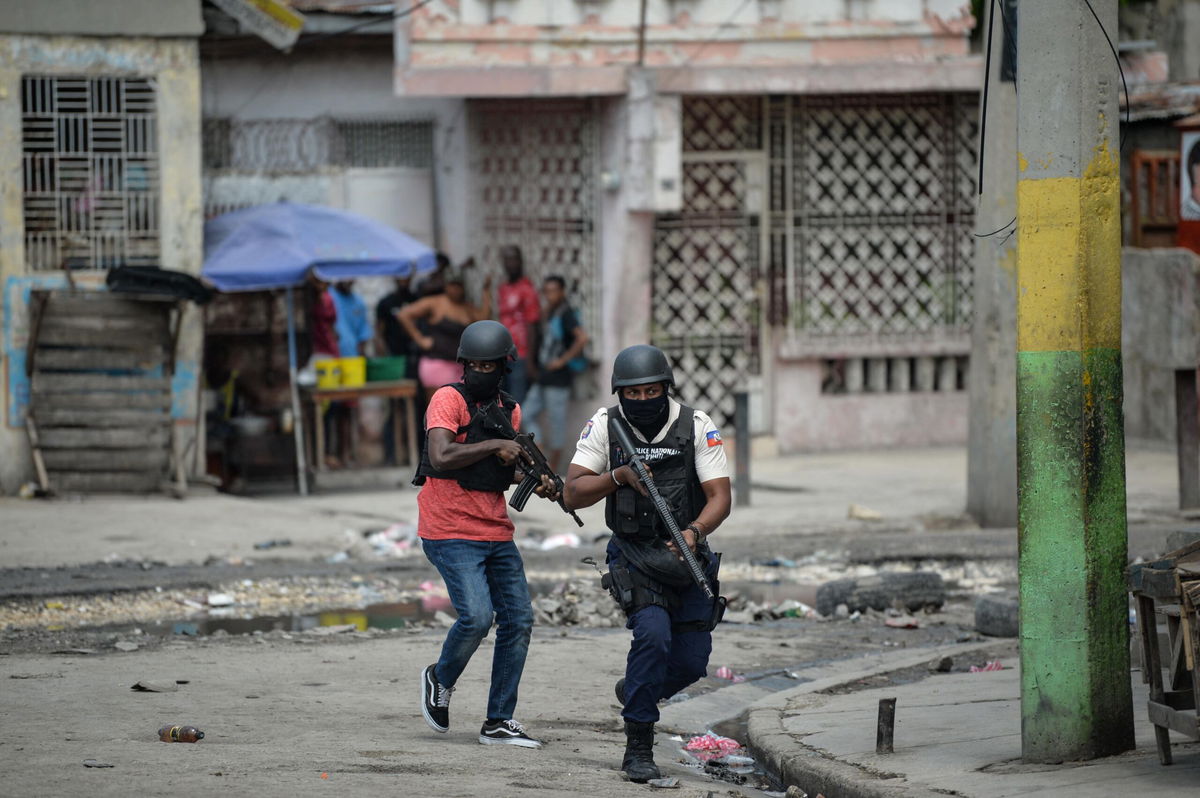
[564,344,731,783]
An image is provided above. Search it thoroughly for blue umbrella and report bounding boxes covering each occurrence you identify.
[202,201,438,291]
[201,202,438,495]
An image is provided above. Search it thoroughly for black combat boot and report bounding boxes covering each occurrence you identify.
[621,721,661,782]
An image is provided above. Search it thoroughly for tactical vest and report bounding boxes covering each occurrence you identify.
[605,404,707,542]
[413,384,517,492]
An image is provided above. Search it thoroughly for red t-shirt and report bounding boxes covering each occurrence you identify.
[498,277,540,359]
[310,289,339,357]
[417,386,522,541]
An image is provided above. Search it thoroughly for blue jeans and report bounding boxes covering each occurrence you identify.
[422,538,534,720]
[505,358,531,403]
[521,383,571,451]
[607,539,717,724]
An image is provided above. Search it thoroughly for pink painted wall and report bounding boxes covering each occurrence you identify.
[395,0,978,97]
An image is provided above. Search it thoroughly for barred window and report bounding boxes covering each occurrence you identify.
[22,75,160,271]
[335,119,433,168]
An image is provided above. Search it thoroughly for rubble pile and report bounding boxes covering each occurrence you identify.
[531,579,622,627]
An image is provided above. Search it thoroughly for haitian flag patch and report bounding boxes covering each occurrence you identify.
[580,420,594,440]
[706,429,723,447]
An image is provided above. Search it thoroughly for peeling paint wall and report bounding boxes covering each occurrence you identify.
[0,35,203,495]
[398,0,977,96]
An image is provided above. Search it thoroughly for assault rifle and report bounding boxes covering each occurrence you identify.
[482,402,583,527]
[609,416,714,599]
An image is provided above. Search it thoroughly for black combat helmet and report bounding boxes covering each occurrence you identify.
[457,320,517,362]
[610,344,674,393]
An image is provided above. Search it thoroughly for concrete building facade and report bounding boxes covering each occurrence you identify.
[0,0,205,494]
[395,0,983,444]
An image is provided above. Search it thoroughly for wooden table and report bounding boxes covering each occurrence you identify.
[1128,539,1200,765]
[304,379,419,471]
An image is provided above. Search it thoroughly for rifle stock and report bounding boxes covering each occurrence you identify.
[610,417,714,599]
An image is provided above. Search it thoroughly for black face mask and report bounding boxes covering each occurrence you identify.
[620,393,669,439]
[462,365,504,402]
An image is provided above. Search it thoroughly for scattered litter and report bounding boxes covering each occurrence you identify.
[772,599,816,619]
[684,731,742,762]
[206,593,235,607]
[44,601,65,610]
[713,666,746,683]
[647,777,680,789]
[970,661,1004,673]
[114,641,139,652]
[326,551,350,564]
[540,532,581,550]
[82,759,114,768]
[173,623,199,636]
[418,580,454,614]
[131,680,178,693]
[158,724,203,743]
[320,772,329,780]
[303,624,356,636]
[933,657,954,673]
[362,523,419,558]
[849,610,862,621]
[177,598,204,610]
[51,648,96,656]
[751,557,797,568]
[884,615,920,629]
[847,503,883,521]
[253,539,292,550]
[834,603,850,619]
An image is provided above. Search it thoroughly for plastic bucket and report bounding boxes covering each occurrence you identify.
[315,359,341,389]
[339,356,367,387]
[367,356,407,382]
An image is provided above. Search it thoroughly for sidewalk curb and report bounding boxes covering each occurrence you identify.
[743,642,997,798]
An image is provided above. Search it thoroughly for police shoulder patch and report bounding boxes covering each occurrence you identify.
[705,429,723,447]
[580,419,594,440]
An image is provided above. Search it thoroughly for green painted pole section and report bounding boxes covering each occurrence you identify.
[1015,1,1134,763]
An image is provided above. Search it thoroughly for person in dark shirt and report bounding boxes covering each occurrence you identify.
[521,274,588,472]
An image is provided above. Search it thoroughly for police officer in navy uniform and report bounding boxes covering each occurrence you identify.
[564,345,732,782]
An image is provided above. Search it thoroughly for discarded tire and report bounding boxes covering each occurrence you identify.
[815,572,945,617]
[974,594,1019,638]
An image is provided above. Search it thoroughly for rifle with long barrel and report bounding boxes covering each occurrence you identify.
[483,402,583,527]
[610,416,714,599]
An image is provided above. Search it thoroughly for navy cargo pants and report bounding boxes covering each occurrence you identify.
[606,538,719,724]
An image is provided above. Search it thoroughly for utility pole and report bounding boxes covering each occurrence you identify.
[1016,0,1134,762]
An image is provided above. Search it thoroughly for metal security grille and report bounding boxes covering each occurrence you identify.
[470,100,598,342]
[202,117,434,172]
[22,76,160,271]
[774,93,979,336]
[653,96,765,429]
[335,120,434,168]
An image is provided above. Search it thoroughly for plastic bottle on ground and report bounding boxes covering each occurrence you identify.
[158,724,204,743]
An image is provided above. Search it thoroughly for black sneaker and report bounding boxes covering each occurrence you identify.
[478,718,543,748]
[421,663,453,733]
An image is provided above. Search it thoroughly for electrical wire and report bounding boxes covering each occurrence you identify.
[977,0,998,196]
[296,0,435,48]
[974,217,1016,239]
[1080,0,1130,153]
[655,0,754,90]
